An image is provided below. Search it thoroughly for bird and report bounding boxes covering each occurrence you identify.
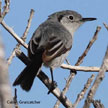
[13,10,96,93]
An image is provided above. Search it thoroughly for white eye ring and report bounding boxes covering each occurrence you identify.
[68,15,74,20]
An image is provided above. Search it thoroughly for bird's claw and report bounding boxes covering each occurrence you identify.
[47,81,57,94]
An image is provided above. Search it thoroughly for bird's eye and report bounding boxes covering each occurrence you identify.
[68,15,73,20]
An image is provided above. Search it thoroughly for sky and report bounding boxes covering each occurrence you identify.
[0,0,108,108]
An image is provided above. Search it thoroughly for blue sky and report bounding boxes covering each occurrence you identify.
[0,0,108,108]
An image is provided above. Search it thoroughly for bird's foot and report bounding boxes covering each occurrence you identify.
[47,81,57,94]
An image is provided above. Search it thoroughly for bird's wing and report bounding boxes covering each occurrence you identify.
[28,21,72,61]
[41,22,72,62]
[28,28,44,59]
[42,36,67,62]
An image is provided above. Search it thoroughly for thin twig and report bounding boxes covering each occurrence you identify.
[103,23,108,31]
[65,59,70,65]
[22,9,34,41]
[1,20,28,49]
[54,26,101,108]
[61,64,108,72]
[72,74,95,108]
[7,9,34,65]
[13,88,19,108]
[83,46,108,108]
[75,26,101,66]
[0,0,10,23]
[15,50,73,108]
[7,47,18,65]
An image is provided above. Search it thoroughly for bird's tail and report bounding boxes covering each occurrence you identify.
[13,56,42,91]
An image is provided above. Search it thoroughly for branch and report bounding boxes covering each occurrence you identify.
[0,0,10,23]
[72,74,95,108]
[15,50,73,108]
[75,26,101,66]
[54,26,101,108]
[103,23,108,31]
[83,46,108,108]
[13,88,19,108]
[7,9,34,65]
[1,20,28,49]
[0,35,12,108]
[22,9,34,41]
[61,64,108,72]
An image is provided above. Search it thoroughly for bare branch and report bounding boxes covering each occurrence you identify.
[75,26,101,66]
[0,36,12,108]
[73,74,95,108]
[83,46,108,108]
[22,9,34,41]
[13,88,19,108]
[1,20,28,49]
[61,64,108,72]
[15,50,73,108]
[7,47,17,65]
[7,9,34,65]
[65,59,70,65]
[103,23,108,31]
[0,0,10,23]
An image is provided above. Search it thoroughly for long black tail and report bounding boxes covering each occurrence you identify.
[13,56,42,91]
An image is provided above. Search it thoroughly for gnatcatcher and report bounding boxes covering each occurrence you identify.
[13,10,96,93]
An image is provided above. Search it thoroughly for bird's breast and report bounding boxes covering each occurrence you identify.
[43,51,69,69]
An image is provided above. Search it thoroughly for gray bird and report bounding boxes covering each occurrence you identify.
[13,10,96,93]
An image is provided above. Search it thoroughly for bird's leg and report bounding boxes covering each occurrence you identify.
[47,68,57,94]
[50,68,54,84]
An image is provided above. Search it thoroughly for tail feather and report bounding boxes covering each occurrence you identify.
[13,56,42,91]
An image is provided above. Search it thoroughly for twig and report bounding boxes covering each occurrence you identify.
[65,59,70,65]
[54,26,101,108]
[103,23,108,31]
[83,46,108,108]
[0,0,10,23]
[7,46,18,65]
[72,74,95,108]
[22,9,34,40]
[15,50,73,108]
[13,88,19,108]
[1,20,28,49]
[61,64,108,72]
[0,35,12,108]
[7,9,34,65]
[75,26,101,66]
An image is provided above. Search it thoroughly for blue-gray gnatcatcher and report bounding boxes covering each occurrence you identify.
[13,10,96,93]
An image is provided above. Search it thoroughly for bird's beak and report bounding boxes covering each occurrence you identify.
[81,18,97,22]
